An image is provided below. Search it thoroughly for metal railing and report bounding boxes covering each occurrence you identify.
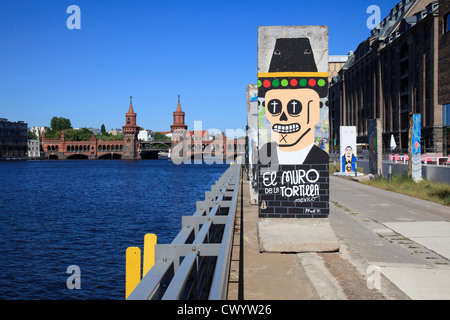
[126,159,242,300]
[330,153,450,167]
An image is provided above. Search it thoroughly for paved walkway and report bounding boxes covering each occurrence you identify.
[227,173,450,300]
[329,175,450,300]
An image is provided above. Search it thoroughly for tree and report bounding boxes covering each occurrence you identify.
[154,132,170,141]
[27,130,37,139]
[63,128,93,141]
[101,124,107,135]
[44,130,61,139]
[50,117,72,131]
[96,133,124,141]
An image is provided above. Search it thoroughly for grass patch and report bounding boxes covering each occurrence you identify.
[331,201,356,214]
[360,172,450,206]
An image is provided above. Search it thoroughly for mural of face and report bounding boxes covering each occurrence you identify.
[344,146,353,161]
[265,88,320,152]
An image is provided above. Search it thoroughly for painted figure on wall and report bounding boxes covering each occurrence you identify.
[258,38,329,165]
[411,114,422,182]
[342,146,357,173]
[257,28,330,219]
[339,126,357,174]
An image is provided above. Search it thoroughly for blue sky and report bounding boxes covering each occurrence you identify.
[0,0,399,133]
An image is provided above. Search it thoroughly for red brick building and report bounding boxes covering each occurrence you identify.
[170,95,188,132]
[42,98,139,159]
[122,96,141,159]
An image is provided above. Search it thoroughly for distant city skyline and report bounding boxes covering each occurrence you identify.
[0,0,399,133]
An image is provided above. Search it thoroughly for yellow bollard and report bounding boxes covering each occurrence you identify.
[125,247,141,299]
[143,233,157,278]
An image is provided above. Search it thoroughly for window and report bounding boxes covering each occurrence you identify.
[446,13,450,33]
[444,104,450,127]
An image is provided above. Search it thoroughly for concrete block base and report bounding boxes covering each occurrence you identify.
[257,218,340,253]
[333,172,364,177]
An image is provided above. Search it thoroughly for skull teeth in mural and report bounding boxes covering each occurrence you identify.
[272,124,300,134]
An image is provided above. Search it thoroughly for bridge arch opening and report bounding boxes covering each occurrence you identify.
[67,154,89,160]
[98,153,122,159]
[48,154,59,160]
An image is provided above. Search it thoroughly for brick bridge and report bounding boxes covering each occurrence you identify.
[41,96,246,160]
[41,130,126,159]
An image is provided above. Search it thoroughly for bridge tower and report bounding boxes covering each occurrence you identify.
[170,95,188,133]
[122,96,140,160]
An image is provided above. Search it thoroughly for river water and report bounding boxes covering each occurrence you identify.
[0,159,228,300]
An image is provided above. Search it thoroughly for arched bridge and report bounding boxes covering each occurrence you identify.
[42,135,125,160]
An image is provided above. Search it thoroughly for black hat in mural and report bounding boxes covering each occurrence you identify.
[258,38,328,99]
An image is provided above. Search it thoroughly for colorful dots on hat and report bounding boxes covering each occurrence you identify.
[258,78,327,90]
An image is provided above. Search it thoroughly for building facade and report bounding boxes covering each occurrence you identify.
[328,55,350,150]
[108,129,123,136]
[138,129,154,141]
[439,0,450,153]
[330,0,447,154]
[30,126,48,139]
[328,55,349,83]
[0,118,28,160]
[27,139,40,159]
